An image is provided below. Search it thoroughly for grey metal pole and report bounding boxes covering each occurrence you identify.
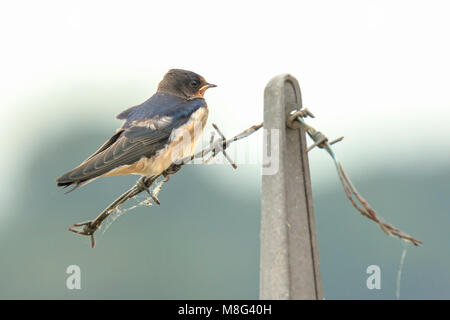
[260,74,323,300]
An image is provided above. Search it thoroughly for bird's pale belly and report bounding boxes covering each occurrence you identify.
[103,107,208,177]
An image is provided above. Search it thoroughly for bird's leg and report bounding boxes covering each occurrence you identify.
[136,176,160,205]
[162,164,183,182]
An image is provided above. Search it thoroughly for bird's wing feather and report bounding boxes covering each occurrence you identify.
[80,129,125,164]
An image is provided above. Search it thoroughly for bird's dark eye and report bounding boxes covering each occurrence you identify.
[189,80,199,87]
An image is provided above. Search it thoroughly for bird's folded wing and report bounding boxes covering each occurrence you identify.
[56,114,189,185]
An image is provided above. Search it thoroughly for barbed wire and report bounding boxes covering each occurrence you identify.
[288,108,422,246]
[68,109,422,248]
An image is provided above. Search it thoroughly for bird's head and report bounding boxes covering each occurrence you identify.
[157,69,217,99]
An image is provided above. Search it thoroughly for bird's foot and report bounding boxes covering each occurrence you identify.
[164,164,183,176]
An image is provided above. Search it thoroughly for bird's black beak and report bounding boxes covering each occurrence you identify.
[204,83,217,89]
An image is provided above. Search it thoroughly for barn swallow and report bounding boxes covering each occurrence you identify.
[56,69,216,192]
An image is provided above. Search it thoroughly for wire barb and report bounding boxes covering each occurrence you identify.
[211,123,238,169]
[136,176,160,205]
[287,108,315,129]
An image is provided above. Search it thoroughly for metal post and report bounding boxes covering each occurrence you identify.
[260,74,323,300]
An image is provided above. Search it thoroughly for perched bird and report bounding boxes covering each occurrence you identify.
[56,69,216,192]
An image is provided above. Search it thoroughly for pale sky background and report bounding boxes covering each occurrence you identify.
[2,0,449,175]
[0,0,449,300]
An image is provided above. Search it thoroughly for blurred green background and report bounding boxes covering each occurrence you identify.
[1,0,449,299]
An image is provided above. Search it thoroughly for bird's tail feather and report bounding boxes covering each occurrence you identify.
[57,177,97,194]
[56,164,100,193]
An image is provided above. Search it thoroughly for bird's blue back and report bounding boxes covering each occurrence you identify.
[117,92,207,129]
